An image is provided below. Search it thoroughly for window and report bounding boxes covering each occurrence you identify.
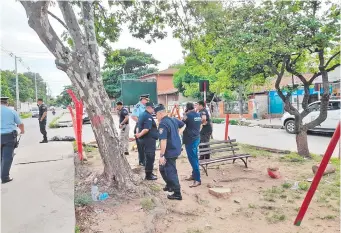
[308,102,320,112]
[328,101,340,110]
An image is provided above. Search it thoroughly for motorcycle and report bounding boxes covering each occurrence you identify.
[52,110,56,115]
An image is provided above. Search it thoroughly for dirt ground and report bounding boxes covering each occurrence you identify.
[74,143,340,233]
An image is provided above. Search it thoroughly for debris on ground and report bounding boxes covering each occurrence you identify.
[267,166,280,179]
[49,135,75,141]
[208,187,232,199]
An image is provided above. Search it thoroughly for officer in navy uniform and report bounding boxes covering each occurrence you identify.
[197,100,212,160]
[131,94,149,165]
[135,102,158,180]
[1,97,25,183]
[37,98,48,143]
[155,104,185,200]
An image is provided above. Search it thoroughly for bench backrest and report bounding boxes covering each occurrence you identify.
[198,139,238,157]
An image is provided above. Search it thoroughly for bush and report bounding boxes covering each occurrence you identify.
[211,118,225,124]
[229,119,239,125]
[75,193,92,206]
[20,112,32,119]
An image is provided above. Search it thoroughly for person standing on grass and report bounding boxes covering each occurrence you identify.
[37,98,48,143]
[155,104,185,200]
[116,101,130,155]
[197,100,212,160]
[183,102,202,188]
[1,97,25,184]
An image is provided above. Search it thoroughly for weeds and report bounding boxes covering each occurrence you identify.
[49,113,64,128]
[140,198,155,211]
[149,184,162,192]
[248,204,257,209]
[319,215,336,220]
[20,112,32,119]
[75,226,81,233]
[298,182,309,191]
[282,182,292,189]
[75,193,92,207]
[280,153,305,163]
[266,213,286,223]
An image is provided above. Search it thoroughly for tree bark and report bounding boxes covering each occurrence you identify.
[296,130,310,157]
[20,1,138,192]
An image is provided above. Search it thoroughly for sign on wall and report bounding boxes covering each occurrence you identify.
[121,79,158,105]
[224,101,248,114]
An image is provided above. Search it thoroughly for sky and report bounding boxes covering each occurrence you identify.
[0,0,183,97]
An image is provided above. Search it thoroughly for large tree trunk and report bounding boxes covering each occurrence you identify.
[296,130,310,157]
[20,1,137,192]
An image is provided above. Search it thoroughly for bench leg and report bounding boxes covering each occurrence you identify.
[239,158,248,168]
[233,159,236,164]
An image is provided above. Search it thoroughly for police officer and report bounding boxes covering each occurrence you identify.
[116,101,130,155]
[135,102,158,180]
[1,97,25,183]
[197,100,212,160]
[37,98,48,143]
[183,102,202,188]
[155,104,184,200]
[132,94,149,166]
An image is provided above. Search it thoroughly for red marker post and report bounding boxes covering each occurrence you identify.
[294,122,340,226]
[224,114,230,140]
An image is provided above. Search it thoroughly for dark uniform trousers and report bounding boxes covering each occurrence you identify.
[1,133,15,180]
[134,124,145,165]
[159,157,181,193]
[39,120,47,141]
[199,124,213,160]
[140,138,156,174]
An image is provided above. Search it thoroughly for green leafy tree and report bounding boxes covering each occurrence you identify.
[23,72,47,101]
[102,47,159,98]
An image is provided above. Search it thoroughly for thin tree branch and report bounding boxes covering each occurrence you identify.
[20,1,71,71]
[324,51,340,68]
[326,63,340,73]
[47,10,68,30]
[58,1,85,50]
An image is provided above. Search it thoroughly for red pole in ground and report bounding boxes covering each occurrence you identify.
[75,102,83,161]
[294,122,340,226]
[224,114,230,140]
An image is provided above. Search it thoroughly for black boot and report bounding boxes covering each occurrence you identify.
[40,139,48,143]
[167,192,182,201]
[2,177,13,184]
[145,173,157,180]
[163,186,173,192]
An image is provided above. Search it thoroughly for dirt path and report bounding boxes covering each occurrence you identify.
[75,144,340,233]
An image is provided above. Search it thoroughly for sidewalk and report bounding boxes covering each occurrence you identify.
[245,118,283,129]
[1,112,75,233]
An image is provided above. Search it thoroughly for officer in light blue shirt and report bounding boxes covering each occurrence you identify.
[131,94,149,166]
[1,97,25,184]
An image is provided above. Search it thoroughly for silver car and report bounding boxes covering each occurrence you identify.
[30,107,39,118]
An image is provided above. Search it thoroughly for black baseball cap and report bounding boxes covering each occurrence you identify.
[145,102,154,108]
[154,104,165,113]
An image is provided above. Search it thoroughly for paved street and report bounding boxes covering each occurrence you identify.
[59,111,339,157]
[1,112,75,233]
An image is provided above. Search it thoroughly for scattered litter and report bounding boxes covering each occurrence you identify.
[91,184,100,201]
[94,209,103,214]
[291,181,299,190]
[214,207,222,212]
[307,178,313,182]
[99,192,109,201]
[267,167,280,179]
[234,199,241,204]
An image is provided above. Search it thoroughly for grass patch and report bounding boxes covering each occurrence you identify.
[248,203,257,209]
[280,153,305,163]
[319,215,336,220]
[266,186,284,194]
[263,193,276,202]
[75,226,81,233]
[266,213,286,223]
[140,198,155,211]
[48,113,64,128]
[20,112,32,119]
[212,118,225,124]
[282,182,292,189]
[239,144,272,158]
[186,229,204,233]
[75,193,92,207]
[149,184,162,192]
[298,182,309,191]
[229,119,239,125]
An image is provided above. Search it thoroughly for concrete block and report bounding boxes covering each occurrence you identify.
[208,188,232,199]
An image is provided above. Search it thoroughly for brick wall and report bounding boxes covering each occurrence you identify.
[157,74,175,92]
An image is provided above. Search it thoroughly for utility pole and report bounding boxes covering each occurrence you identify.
[35,72,38,102]
[15,56,20,111]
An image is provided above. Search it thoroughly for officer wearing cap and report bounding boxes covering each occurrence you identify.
[155,104,185,200]
[116,101,130,155]
[1,97,25,184]
[132,94,149,165]
[37,98,48,143]
[197,100,212,160]
[135,102,158,180]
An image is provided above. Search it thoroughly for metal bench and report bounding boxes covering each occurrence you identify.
[199,138,251,176]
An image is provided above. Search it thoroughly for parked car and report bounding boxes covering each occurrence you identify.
[82,108,90,124]
[30,107,39,118]
[281,99,340,134]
